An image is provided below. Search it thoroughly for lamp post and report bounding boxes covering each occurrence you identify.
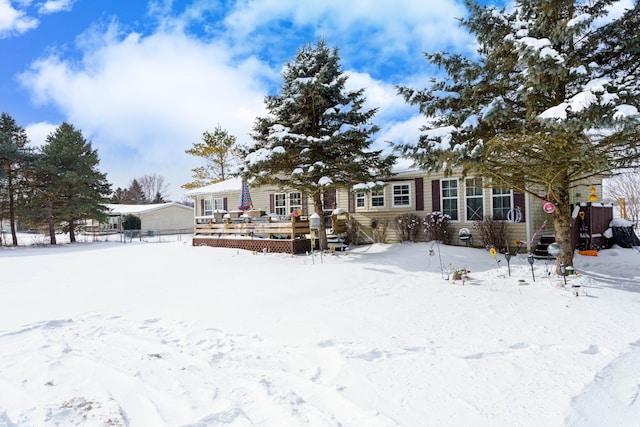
[560,263,567,285]
[504,252,512,277]
[309,213,321,263]
[527,254,535,282]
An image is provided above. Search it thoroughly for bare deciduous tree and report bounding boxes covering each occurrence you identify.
[604,173,640,226]
[138,174,169,202]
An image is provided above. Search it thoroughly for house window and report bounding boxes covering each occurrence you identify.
[275,192,303,216]
[355,191,366,208]
[465,178,484,221]
[213,198,224,211]
[274,193,287,216]
[322,190,337,211]
[289,192,302,214]
[392,183,411,207]
[492,188,512,219]
[441,179,459,221]
[371,188,385,208]
[203,199,213,216]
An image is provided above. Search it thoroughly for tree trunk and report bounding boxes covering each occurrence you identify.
[313,193,327,250]
[47,199,57,245]
[69,220,76,243]
[8,175,18,246]
[552,185,573,273]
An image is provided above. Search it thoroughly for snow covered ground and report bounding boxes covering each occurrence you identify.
[1,236,639,426]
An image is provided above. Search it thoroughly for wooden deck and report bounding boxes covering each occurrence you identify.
[193,216,312,254]
[194,216,309,238]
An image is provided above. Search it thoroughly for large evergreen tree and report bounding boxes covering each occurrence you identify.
[183,125,238,189]
[28,123,111,244]
[239,40,396,249]
[124,179,146,204]
[397,0,640,269]
[0,113,32,246]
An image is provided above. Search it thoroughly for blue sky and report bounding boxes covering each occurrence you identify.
[1,0,504,200]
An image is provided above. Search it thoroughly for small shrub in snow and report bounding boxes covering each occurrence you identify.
[473,216,510,251]
[122,214,141,231]
[370,218,390,243]
[424,211,451,244]
[345,217,368,245]
[395,213,422,243]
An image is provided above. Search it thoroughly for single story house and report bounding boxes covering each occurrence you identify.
[183,178,244,224]
[186,170,605,251]
[102,202,194,234]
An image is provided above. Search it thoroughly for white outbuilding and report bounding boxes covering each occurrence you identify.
[104,202,194,235]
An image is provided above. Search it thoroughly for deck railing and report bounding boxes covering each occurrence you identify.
[194,216,310,239]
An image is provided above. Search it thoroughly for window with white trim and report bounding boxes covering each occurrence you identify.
[289,192,302,214]
[465,177,484,221]
[274,192,303,216]
[492,188,512,220]
[441,179,459,220]
[203,199,213,216]
[392,183,411,207]
[274,193,287,216]
[371,188,385,208]
[355,191,366,208]
[213,197,224,211]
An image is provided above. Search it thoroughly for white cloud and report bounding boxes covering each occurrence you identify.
[38,0,74,14]
[345,71,410,119]
[0,0,75,37]
[224,0,468,51]
[0,0,38,37]
[19,22,271,199]
[25,121,57,147]
[15,1,473,199]
[377,113,427,147]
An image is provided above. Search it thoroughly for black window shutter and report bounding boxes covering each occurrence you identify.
[348,192,355,213]
[223,197,228,211]
[302,193,308,215]
[415,177,424,211]
[431,180,441,212]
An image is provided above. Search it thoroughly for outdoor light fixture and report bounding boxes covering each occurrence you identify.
[504,252,512,277]
[560,263,567,285]
[527,254,535,282]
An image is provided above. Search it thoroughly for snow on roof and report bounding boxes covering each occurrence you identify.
[185,177,244,196]
[105,202,192,215]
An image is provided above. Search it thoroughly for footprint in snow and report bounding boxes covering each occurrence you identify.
[581,344,599,355]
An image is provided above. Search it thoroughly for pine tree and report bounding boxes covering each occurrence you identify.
[124,179,146,204]
[28,122,111,244]
[397,0,640,270]
[240,39,396,249]
[0,113,33,245]
[110,187,127,203]
[152,192,165,203]
[183,125,238,189]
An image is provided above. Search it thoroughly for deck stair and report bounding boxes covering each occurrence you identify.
[327,234,347,251]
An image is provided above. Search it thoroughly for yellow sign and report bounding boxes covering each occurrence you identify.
[489,247,497,258]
